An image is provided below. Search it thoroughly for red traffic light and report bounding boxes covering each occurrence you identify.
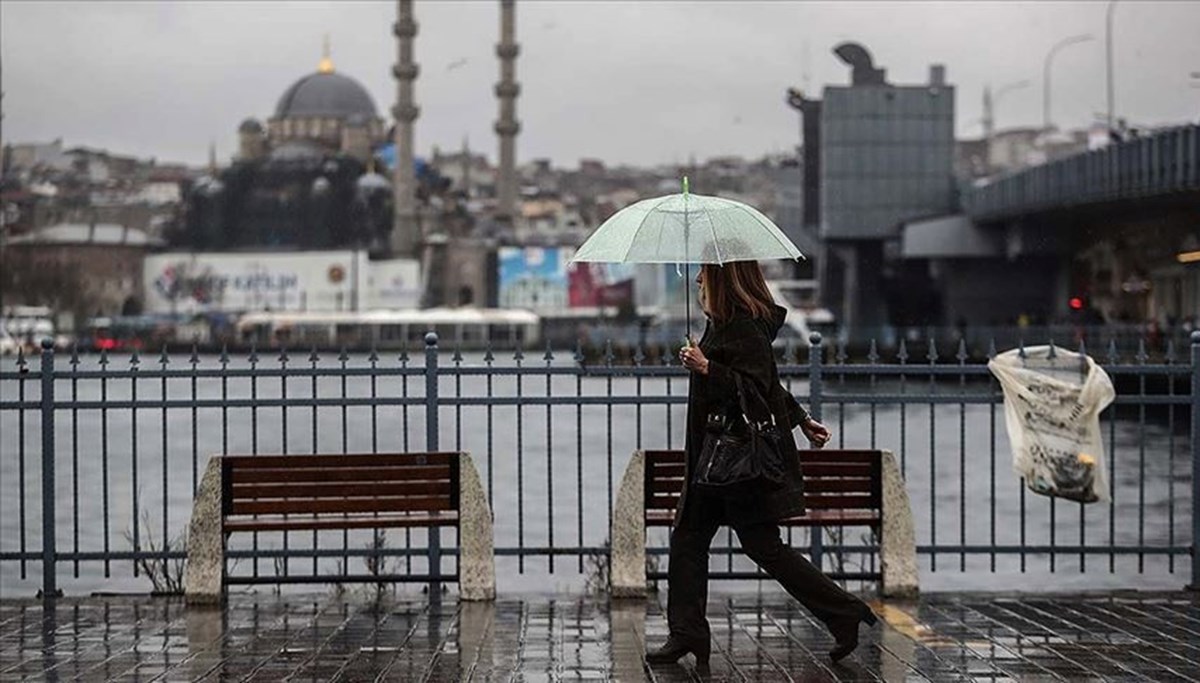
[1069,297,1084,310]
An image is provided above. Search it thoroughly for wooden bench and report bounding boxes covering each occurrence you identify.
[611,449,917,598]
[184,451,495,604]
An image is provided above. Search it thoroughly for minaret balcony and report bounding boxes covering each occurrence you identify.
[392,63,420,81]
[494,82,521,98]
[392,104,420,123]
[393,18,418,39]
[494,120,521,136]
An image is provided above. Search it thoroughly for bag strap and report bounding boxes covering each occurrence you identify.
[731,372,774,426]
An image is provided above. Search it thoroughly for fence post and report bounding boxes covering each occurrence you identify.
[425,332,442,597]
[808,332,824,570]
[1190,331,1200,591]
[39,339,60,599]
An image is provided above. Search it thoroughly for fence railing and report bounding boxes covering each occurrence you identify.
[1,330,1197,598]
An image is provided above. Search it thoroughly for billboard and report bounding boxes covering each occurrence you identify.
[495,246,703,313]
[568,261,638,308]
[144,251,420,314]
[497,247,572,310]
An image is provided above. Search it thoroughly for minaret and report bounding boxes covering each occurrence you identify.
[461,135,471,198]
[494,0,520,224]
[391,0,420,257]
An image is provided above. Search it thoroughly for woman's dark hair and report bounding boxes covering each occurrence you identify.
[700,261,775,324]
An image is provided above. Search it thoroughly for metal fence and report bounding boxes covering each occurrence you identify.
[1,330,1197,598]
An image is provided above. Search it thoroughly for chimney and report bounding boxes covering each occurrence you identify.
[929,64,946,87]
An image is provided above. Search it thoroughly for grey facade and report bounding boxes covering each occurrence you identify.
[820,84,955,240]
[801,44,957,336]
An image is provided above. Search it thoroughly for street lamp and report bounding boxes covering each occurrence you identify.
[984,80,1031,138]
[1044,34,1094,134]
[983,80,1030,173]
[1106,1,1118,133]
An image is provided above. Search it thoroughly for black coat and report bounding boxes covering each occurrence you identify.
[676,304,810,527]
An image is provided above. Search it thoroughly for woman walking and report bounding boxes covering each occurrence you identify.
[646,261,878,666]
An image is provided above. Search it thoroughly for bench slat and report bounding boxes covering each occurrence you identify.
[230,495,454,516]
[230,481,453,500]
[644,509,881,528]
[223,452,457,469]
[648,463,686,477]
[648,478,686,493]
[801,463,874,477]
[798,450,881,463]
[224,512,460,532]
[804,494,879,510]
[804,478,873,493]
[646,494,680,510]
[229,465,452,485]
[782,510,881,526]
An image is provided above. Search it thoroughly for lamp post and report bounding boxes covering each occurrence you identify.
[1044,34,1094,134]
[984,80,1031,139]
[1106,1,1118,134]
[983,80,1030,173]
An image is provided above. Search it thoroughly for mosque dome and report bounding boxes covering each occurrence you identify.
[239,118,264,133]
[274,45,378,121]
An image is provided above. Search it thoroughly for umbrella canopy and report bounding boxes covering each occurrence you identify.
[571,181,804,265]
[570,179,804,340]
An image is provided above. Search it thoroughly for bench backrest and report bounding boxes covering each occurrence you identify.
[221,452,461,520]
[641,449,883,512]
[643,450,685,518]
[798,450,882,511]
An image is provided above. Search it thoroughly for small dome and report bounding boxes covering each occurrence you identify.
[356,172,392,193]
[268,141,323,162]
[239,118,264,134]
[275,71,378,120]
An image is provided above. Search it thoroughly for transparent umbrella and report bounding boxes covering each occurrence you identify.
[571,177,804,337]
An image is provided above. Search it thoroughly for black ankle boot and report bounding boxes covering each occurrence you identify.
[828,604,879,663]
[646,635,711,665]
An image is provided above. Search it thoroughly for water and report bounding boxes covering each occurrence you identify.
[1,353,1192,597]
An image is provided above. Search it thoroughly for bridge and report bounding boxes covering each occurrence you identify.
[963,124,1200,222]
[901,124,1199,334]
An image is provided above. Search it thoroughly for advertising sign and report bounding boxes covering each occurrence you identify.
[498,247,572,310]
[145,251,420,314]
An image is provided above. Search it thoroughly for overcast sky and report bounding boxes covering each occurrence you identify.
[2,1,1198,168]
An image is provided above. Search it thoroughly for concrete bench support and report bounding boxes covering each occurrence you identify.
[610,450,647,598]
[879,449,919,599]
[184,456,224,605]
[457,452,497,601]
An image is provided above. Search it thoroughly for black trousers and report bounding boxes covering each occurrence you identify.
[666,492,868,642]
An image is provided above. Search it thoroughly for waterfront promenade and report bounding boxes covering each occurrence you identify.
[3,590,1200,681]
[2,335,1197,680]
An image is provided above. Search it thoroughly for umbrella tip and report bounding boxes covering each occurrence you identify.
[682,176,689,197]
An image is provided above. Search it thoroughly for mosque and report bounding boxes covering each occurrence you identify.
[161,0,521,315]
[178,41,401,256]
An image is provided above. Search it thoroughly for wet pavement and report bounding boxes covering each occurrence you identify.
[2,590,1199,681]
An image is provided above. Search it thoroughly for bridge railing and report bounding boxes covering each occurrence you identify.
[964,124,1200,221]
[1,332,1197,598]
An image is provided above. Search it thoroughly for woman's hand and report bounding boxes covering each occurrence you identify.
[800,417,832,449]
[678,341,710,375]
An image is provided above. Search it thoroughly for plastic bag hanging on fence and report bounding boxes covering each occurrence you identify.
[987,345,1115,503]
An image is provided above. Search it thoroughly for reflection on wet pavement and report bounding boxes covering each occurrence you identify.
[1,590,1197,681]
